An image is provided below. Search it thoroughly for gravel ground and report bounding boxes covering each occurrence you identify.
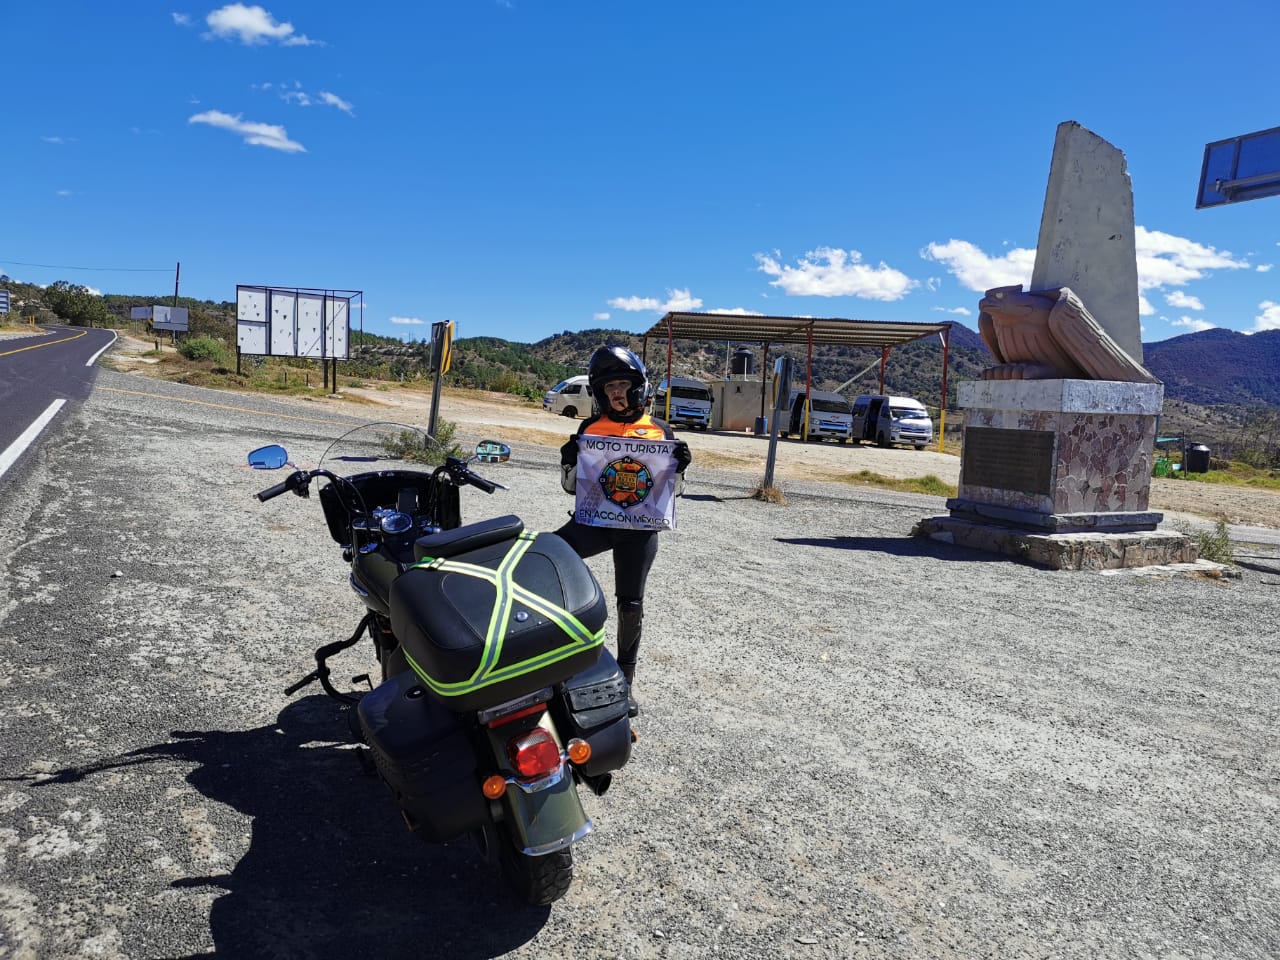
[0,368,1277,959]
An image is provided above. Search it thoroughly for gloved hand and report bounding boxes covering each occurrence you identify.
[560,437,579,467]
[673,440,692,473]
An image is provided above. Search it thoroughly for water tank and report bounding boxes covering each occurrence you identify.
[730,347,755,376]
[1184,443,1211,474]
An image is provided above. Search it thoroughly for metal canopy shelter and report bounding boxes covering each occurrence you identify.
[639,311,954,442]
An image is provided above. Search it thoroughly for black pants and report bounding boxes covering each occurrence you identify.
[552,521,658,604]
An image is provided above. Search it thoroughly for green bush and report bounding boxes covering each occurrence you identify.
[380,421,463,465]
[178,336,231,366]
[1193,520,1235,565]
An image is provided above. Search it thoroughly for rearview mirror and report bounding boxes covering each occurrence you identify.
[248,445,289,470]
[474,440,511,464]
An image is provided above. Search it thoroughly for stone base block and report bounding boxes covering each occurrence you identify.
[945,498,1162,533]
[918,516,1198,571]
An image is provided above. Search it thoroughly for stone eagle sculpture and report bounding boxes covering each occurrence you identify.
[977,284,1159,383]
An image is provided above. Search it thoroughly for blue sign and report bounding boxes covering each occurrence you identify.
[0,290,9,315]
[1197,125,1280,208]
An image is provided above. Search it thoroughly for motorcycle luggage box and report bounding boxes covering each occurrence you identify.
[554,649,633,778]
[390,526,606,712]
[356,670,490,842]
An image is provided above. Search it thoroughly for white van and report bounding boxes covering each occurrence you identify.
[778,389,853,442]
[850,395,934,449]
[542,375,592,418]
[654,377,714,430]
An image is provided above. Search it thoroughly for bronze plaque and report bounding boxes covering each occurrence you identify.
[962,427,1055,496]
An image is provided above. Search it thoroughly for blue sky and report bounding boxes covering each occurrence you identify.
[5,1,1280,344]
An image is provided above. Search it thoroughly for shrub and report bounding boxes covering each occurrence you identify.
[178,336,231,366]
[1193,520,1235,565]
[380,420,463,465]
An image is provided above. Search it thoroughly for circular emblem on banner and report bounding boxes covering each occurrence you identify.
[598,456,653,508]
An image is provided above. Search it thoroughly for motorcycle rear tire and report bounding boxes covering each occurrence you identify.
[499,828,574,905]
[474,822,574,905]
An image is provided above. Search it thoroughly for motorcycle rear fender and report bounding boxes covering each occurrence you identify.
[483,716,591,855]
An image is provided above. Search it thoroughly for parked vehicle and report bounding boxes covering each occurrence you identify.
[654,377,714,430]
[850,395,934,449]
[542,375,592,418]
[778,389,853,442]
[248,423,633,905]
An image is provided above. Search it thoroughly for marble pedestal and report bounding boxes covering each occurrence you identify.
[919,380,1197,570]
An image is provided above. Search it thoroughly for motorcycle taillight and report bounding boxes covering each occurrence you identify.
[507,728,561,779]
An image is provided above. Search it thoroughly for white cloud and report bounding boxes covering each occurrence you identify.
[389,316,425,326]
[920,240,1034,293]
[172,12,191,25]
[706,307,763,316]
[1135,226,1249,290]
[41,136,73,144]
[925,277,941,292]
[205,3,319,46]
[319,91,355,115]
[1138,295,1154,316]
[282,90,312,107]
[593,312,610,321]
[1258,264,1274,273]
[756,247,916,301]
[1253,301,1280,332]
[188,110,306,153]
[608,296,660,312]
[607,288,703,313]
[55,189,72,197]
[923,229,1251,305]
[1171,316,1215,332]
[1165,290,1204,311]
[932,306,972,316]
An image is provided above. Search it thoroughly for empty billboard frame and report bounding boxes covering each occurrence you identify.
[236,284,362,360]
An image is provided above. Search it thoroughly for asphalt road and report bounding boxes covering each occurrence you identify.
[1,368,1277,959]
[0,326,116,483]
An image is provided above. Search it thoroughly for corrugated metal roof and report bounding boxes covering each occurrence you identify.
[640,312,951,349]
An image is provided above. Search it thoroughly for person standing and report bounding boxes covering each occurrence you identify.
[556,346,691,713]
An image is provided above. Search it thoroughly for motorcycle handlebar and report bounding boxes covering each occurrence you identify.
[442,458,499,495]
[257,470,309,502]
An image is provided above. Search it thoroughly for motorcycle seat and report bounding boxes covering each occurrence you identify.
[414,514,524,563]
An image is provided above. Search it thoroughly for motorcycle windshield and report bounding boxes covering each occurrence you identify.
[317,421,458,474]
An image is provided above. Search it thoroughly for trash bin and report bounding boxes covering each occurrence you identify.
[1184,443,1211,474]
[754,416,768,436]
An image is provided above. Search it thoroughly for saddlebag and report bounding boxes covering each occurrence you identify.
[389,519,606,712]
[553,649,633,779]
[356,670,490,842]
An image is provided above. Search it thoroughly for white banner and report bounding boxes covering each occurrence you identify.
[574,436,679,531]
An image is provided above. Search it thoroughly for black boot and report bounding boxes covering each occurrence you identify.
[617,599,643,717]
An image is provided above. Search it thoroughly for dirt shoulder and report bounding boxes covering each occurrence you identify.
[343,382,1280,531]
[100,334,1280,530]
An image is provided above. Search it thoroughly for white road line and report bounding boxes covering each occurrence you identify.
[85,330,118,367]
[0,399,67,480]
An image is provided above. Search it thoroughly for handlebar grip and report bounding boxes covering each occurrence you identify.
[469,475,497,495]
[257,469,309,502]
[257,479,292,502]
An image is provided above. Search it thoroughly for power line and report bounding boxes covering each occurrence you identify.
[0,258,172,273]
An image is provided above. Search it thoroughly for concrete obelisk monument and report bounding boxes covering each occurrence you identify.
[920,121,1194,570]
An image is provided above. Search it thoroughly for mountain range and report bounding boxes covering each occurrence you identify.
[6,278,1279,450]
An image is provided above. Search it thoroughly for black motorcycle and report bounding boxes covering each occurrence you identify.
[249,423,634,904]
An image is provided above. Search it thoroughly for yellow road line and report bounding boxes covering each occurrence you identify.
[98,386,352,425]
[0,330,88,357]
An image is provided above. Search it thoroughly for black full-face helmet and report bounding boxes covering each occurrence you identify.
[588,345,648,422]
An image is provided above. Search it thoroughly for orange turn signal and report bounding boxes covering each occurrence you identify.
[482,774,507,799]
[566,738,591,765]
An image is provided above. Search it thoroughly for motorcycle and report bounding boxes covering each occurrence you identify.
[248,422,634,905]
